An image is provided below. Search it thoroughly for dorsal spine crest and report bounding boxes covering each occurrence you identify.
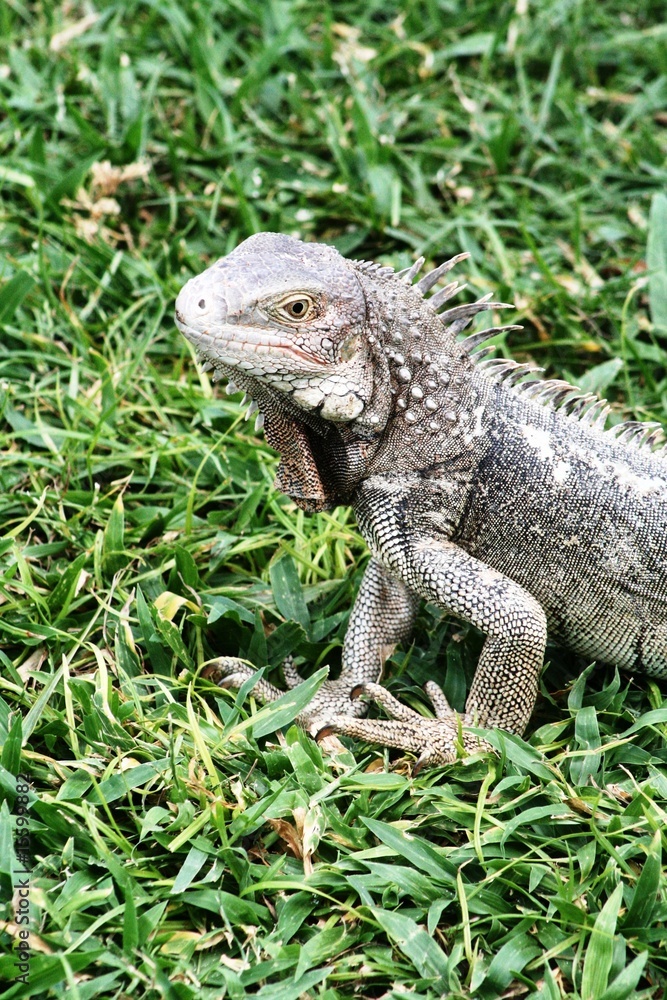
[387,250,665,455]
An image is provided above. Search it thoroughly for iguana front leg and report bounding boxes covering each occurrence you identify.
[326,527,548,767]
[211,557,420,733]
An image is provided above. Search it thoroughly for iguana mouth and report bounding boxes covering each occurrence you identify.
[175,315,326,367]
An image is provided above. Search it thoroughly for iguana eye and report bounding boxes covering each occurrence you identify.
[280,296,315,321]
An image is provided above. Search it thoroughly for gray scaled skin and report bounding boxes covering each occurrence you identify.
[175,233,667,770]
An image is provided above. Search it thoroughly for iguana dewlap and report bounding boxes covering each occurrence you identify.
[175,233,667,768]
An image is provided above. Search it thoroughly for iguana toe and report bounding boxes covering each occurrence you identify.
[207,657,287,704]
[322,681,492,766]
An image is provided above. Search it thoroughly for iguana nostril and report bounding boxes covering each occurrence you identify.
[198,299,206,309]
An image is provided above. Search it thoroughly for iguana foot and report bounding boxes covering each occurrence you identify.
[208,660,490,769]
[317,681,492,771]
[206,656,369,734]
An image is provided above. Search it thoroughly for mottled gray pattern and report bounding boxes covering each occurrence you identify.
[175,234,667,768]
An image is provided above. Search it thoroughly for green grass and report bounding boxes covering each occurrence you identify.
[1,1,667,996]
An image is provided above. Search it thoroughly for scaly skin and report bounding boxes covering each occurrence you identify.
[175,233,667,767]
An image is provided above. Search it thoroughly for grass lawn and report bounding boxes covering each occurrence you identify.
[1,1,667,997]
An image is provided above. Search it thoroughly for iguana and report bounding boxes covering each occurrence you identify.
[175,233,667,769]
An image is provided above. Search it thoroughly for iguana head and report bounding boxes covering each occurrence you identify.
[176,232,404,510]
[175,232,384,427]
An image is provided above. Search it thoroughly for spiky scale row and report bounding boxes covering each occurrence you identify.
[516,377,573,401]
[397,246,665,459]
[395,257,425,282]
[442,298,512,327]
[458,325,523,354]
[471,346,496,363]
[645,427,665,447]
[415,252,471,293]
[400,250,665,454]
[478,357,540,380]
[434,280,463,306]
[429,281,465,310]
[614,420,664,447]
[356,260,395,277]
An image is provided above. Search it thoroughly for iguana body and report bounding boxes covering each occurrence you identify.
[175,233,667,768]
